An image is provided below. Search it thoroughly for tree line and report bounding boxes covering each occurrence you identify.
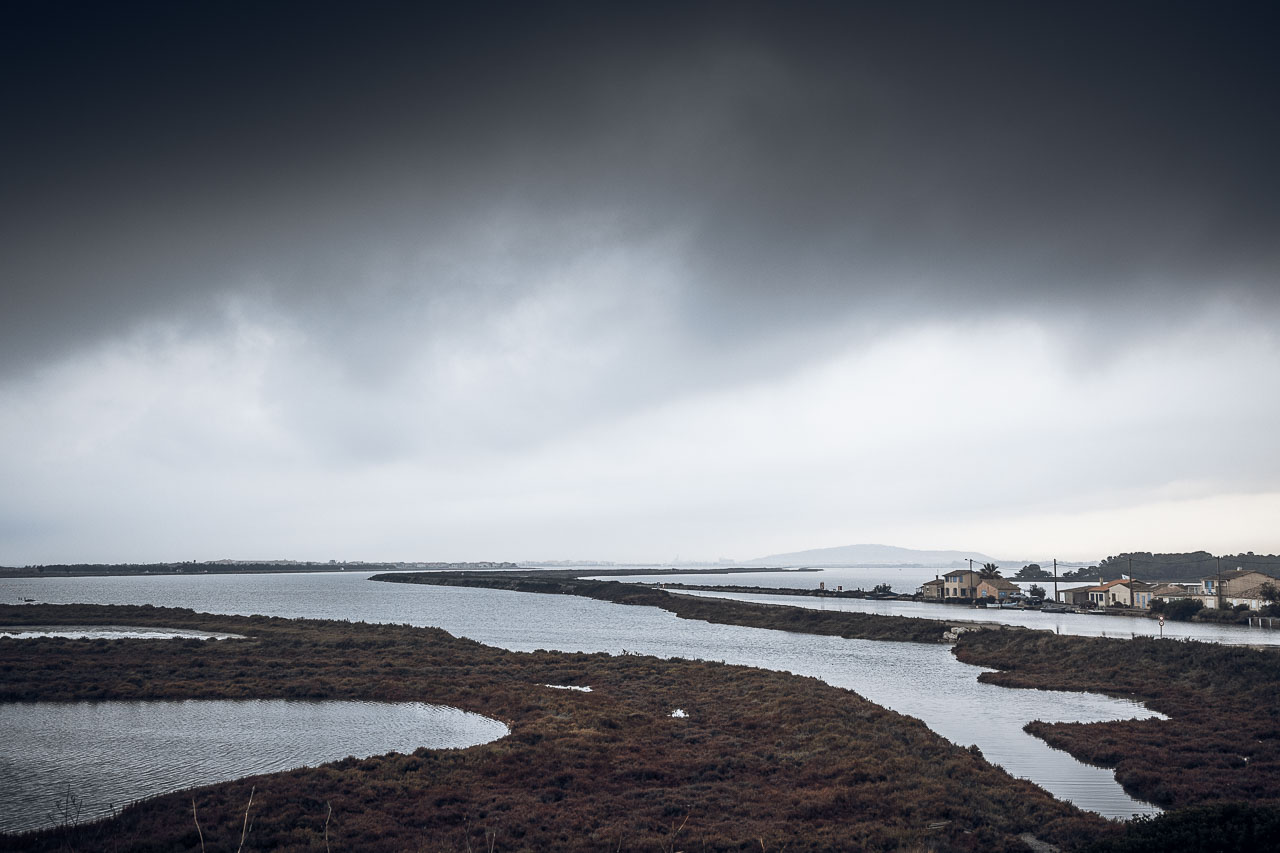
[1014,552,1280,583]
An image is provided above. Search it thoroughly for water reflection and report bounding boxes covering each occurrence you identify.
[0,700,508,835]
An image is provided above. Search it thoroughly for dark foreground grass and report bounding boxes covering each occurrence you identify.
[1077,802,1280,853]
[373,571,967,643]
[0,603,1108,852]
[954,630,1280,812]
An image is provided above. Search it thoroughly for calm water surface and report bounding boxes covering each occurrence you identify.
[3,572,1166,818]
[0,700,508,834]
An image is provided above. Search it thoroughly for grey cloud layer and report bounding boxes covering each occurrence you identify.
[3,1,1277,379]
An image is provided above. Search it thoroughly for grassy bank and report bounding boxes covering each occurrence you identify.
[954,630,1280,811]
[372,571,974,643]
[653,582,914,601]
[0,603,1106,851]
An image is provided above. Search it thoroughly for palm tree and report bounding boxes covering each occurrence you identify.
[979,563,1001,579]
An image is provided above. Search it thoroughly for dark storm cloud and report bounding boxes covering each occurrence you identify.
[3,1,1277,375]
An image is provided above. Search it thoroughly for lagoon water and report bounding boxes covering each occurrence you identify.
[0,700,508,834]
[2,570,1172,821]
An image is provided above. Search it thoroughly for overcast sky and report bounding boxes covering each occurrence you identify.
[2,1,1278,565]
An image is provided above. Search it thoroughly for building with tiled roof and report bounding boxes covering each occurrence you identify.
[1148,583,1197,601]
[942,569,982,600]
[1056,585,1094,606]
[976,577,1021,602]
[919,578,945,600]
[1086,578,1155,609]
[1198,569,1279,608]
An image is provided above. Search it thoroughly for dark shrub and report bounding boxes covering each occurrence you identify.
[1151,598,1203,621]
[1081,802,1280,853]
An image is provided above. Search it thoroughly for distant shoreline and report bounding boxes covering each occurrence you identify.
[0,562,816,579]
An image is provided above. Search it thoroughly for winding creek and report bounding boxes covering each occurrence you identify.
[1,570,1181,824]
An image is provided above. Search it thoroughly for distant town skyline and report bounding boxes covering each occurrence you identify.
[2,2,1278,565]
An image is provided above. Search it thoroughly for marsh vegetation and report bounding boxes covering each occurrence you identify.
[1,603,1104,851]
[955,631,1280,811]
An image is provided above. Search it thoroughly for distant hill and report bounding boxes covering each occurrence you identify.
[746,544,999,568]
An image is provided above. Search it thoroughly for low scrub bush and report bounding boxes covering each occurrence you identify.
[1150,598,1203,621]
[957,631,1280,811]
[1081,802,1280,853]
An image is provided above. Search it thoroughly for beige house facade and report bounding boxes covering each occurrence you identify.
[942,570,982,600]
[1086,579,1155,609]
[976,577,1021,601]
[919,578,945,600]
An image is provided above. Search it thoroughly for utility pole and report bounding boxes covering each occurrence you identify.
[1127,555,1133,607]
[1217,555,1223,610]
[1053,558,1058,603]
